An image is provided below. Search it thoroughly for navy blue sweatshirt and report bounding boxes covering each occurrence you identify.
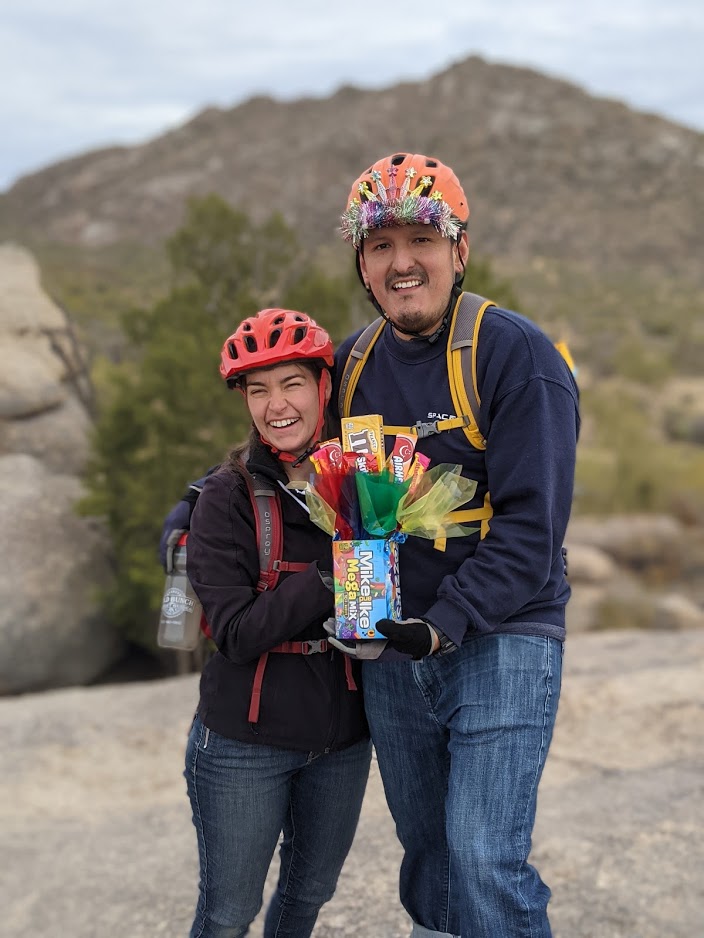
[333,301,580,648]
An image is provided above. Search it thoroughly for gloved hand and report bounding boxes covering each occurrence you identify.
[158,471,215,569]
[323,619,388,660]
[375,618,437,660]
[159,499,194,570]
[323,617,438,660]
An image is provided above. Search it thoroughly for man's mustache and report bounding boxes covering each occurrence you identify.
[385,269,427,290]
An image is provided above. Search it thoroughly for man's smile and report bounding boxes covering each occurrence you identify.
[392,278,424,291]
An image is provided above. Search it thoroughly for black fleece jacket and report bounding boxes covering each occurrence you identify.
[187,442,368,753]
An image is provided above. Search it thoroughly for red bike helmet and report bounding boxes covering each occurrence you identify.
[220,308,334,388]
[341,152,469,249]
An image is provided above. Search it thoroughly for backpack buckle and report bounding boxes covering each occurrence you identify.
[414,419,440,438]
[302,639,328,655]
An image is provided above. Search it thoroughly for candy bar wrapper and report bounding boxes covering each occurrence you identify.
[406,452,431,497]
[343,451,379,475]
[341,414,385,462]
[333,538,402,640]
[310,438,343,474]
[386,431,418,483]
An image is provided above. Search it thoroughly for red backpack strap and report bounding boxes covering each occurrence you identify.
[199,610,213,640]
[343,656,357,691]
[243,469,308,726]
[241,470,282,591]
[242,470,309,590]
[248,652,270,723]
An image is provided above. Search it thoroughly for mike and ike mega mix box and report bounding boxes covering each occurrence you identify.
[333,415,402,640]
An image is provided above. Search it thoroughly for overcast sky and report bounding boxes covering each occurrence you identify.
[1,0,702,191]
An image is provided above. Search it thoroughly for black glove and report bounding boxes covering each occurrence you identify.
[375,618,436,660]
[159,499,193,570]
[158,471,217,569]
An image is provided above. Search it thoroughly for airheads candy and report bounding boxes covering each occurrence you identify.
[386,431,417,483]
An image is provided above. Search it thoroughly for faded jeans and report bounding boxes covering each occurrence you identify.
[185,715,371,937]
[363,633,563,938]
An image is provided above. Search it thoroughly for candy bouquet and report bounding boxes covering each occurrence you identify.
[289,415,478,640]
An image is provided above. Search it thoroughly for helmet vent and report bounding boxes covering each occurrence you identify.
[391,154,406,165]
[243,335,258,353]
[273,314,285,325]
[425,159,438,167]
[293,326,308,344]
[227,342,238,360]
[268,329,281,347]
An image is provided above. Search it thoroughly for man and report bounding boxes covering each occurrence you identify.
[325,153,579,938]
[162,152,579,937]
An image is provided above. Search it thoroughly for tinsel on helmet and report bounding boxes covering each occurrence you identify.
[340,195,461,249]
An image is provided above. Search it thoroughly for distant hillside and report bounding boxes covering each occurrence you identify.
[1,54,703,285]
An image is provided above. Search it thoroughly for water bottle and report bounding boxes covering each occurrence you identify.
[157,532,203,651]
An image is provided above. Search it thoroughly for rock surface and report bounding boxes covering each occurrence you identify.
[1,628,702,937]
[0,244,122,692]
[565,516,704,634]
[0,454,121,693]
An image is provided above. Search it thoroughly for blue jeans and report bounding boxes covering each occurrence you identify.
[185,715,372,937]
[363,633,562,938]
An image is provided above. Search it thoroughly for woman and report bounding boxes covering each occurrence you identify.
[185,308,371,938]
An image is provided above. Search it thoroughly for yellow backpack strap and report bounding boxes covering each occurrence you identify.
[338,318,466,438]
[338,318,385,418]
[554,340,578,378]
[433,492,494,551]
[445,492,493,538]
[383,417,469,437]
[388,292,496,441]
[447,291,496,451]
[338,295,498,447]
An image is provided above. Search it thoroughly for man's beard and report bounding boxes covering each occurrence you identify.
[384,297,450,337]
[383,267,448,336]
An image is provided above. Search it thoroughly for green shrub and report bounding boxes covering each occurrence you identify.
[80,197,355,647]
[575,386,704,516]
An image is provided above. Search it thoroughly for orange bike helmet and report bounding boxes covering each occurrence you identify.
[220,308,334,389]
[340,152,469,249]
